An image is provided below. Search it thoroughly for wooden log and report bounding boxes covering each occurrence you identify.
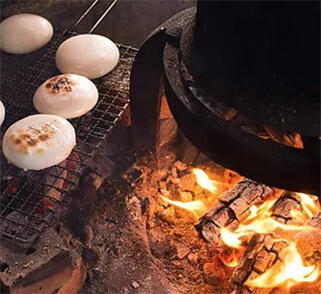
[231,194,321,294]
[195,179,276,248]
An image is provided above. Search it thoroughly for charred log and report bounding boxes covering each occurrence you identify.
[195,179,276,248]
[232,194,321,294]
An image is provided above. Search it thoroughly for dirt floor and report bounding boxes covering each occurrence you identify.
[80,156,237,294]
[78,151,321,294]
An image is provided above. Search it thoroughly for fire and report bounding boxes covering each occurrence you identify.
[246,241,319,290]
[296,193,320,219]
[192,168,218,193]
[220,249,244,268]
[220,228,246,249]
[160,168,227,219]
[161,196,206,218]
[219,193,320,290]
[158,165,320,291]
[220,199,317,249]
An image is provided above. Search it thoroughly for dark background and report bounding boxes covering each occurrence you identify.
[0,0,195,48]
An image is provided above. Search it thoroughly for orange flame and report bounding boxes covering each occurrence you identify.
[160,169,227,219]
[296,193,320,219]
[159,166,321,291]
[220,199,317,249]
[192,168,218,193]
[219,193,320,290]
[161,196,206,219]
[246,241,319,290]
[220,249,244,268]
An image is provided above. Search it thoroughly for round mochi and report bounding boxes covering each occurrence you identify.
[0,100,5,127]
[2,114,76,170]
[33,73,99,119]
[56,34,119,79]
[0,14,53,54]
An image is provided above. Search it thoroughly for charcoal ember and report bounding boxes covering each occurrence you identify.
[240,182,265,204]
[232,198,321,294]
[166,181,180,200]
[170,166,178,178]
[225,219,240,232]
[203,261,225,286]
[166,175,180,185]
[309,212,321,229]
[175,243,190,259]
[212,208,234,227]
[232,234,266,285]
[291,221,321,294]
[179,191,193,202]
[252,249,276,274]
[158,181,167,191]
[187,253,198,265]
[179,172,196,192]
[200,222,221,245]
[157,206,176,224]
[230,197,252,220]
[160,188,170,197]
[271,192,301,221]
[196,179,275,247]
[173,161,188,172]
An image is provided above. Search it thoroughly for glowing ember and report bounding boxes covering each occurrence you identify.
[158,164,320,291]
[192,168,218,193]
[220,249,244,268]
[246,241,319,290]
[161,196,206,218]
[159,168,229,219]
[296,193,320,219]
[220,199,317,249]
[219,193,320,290]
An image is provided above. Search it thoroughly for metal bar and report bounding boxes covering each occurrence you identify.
[68,0,101,32]
[89,0,118,33]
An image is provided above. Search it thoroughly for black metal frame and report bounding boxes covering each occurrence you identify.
[0,0,137,245]
[129,7,320,196]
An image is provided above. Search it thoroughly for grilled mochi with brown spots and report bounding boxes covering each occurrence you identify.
[2,114,76,170]
[33,73,99,119]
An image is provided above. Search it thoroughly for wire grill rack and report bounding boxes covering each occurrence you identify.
[0,29,137,245]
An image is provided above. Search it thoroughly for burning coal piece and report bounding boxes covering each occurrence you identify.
[230,193,321,293]
[196,179,277,249]
[157,163,239,223]
[156,162,320,293]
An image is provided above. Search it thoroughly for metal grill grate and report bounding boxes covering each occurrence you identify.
[0,30,137,245]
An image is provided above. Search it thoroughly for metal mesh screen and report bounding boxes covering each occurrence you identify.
[0,30,137,245]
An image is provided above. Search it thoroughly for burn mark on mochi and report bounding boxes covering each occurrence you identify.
[9,123,57,154]
[45,74,75,94]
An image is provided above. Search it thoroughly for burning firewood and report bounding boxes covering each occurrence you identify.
[195,179,277,249]
[231,193,321,293]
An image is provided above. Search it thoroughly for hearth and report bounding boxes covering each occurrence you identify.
[1,1,320,294]
[127,1,321,293]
